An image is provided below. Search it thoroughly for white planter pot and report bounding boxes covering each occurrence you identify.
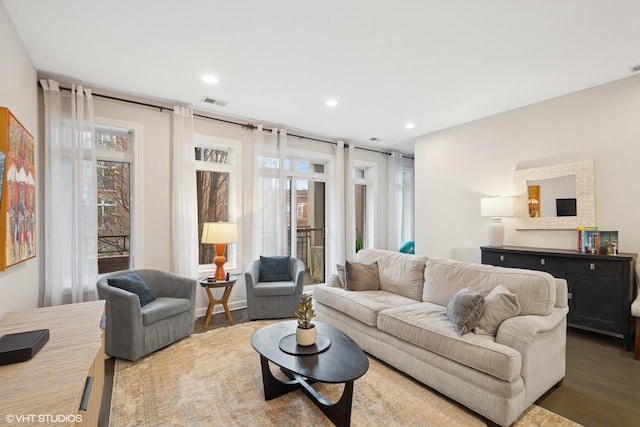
[296,325,317,346]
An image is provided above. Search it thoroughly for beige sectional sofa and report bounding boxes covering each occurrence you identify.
[314,249,569,426]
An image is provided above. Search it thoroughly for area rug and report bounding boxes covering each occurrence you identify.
[110,320,580,426]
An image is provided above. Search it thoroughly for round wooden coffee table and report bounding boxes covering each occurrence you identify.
[251,320,369,427]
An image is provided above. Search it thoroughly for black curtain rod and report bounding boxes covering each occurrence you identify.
[56,85,410,158]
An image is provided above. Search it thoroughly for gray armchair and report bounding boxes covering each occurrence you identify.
[245,257,305,320]
[97,269,197,361]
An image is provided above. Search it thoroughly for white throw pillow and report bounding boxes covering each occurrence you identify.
[473,285,521,336]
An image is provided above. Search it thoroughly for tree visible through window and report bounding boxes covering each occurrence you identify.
[195,147,230,265]
[96,129,132,274]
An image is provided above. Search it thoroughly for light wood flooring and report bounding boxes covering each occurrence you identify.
[99,310,640,426]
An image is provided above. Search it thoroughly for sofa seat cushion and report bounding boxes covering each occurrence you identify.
[314,285,416,327]
[254,281,297,297]
[377,303,522,381]
[356,249,428,301]
[423,257,556,316]
[141,297,190,325]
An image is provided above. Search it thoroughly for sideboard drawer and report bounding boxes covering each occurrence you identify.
[481,251,521,267]
[566,260,622,278]
[520,255,569,272]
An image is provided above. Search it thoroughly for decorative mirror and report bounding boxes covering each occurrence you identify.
[514,160,595,229]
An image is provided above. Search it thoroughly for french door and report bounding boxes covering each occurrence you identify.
[286,177,326,284]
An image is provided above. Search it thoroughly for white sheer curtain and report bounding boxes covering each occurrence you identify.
[252,126,288,258]
[170,106,198,277]
[387,151,404,250]
[41,79,98,305]
[326,141,345,274]
[344,144,356,261]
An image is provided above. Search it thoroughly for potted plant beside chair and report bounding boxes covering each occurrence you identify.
[295,293,316,346]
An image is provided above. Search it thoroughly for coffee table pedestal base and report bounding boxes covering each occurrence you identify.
[259,355,354,427]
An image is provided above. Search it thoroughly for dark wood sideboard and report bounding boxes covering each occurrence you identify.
[481,245,637,351]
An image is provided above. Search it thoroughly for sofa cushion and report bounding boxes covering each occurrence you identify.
[254,281,297,297]
[474,285,521,336]
[345,261,379,291]
[108,271,156,307]
[314,285,416,327]
[259,256,291,282]
[446,288,485,335]
[378,303,522,381]
[423,257,556,315]
[356,249,428,301]
[141,297,190,325]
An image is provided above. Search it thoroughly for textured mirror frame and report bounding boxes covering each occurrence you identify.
[514,160,595,229]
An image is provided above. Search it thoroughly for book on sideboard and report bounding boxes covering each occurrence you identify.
[577,227,619,255]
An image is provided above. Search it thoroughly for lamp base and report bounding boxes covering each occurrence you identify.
[214,243,227,280]
[487,218,505,247]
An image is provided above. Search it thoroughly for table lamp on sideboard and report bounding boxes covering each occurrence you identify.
[480,196,513,247]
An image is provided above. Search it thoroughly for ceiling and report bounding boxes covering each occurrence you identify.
[4,0,640,155]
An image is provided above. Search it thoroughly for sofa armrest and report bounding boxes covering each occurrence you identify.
[496,307,569,348]
[496,307,569,395]
[244,259,260,293]
[291,258,306,292]
[97,282,145,358]
[555,278,568,308]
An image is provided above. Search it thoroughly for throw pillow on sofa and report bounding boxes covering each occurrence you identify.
[336,263,346,287]
[473,285,521,335]
[345,261,380,291]
[108,271,156,307]
[446,287,485,335]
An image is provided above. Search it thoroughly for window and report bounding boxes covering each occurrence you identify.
[195,135,242,273]
[95,124,136,274]
[401,167,414,244]
[353,164,375,251]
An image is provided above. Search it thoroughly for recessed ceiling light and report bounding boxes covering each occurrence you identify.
[404,122,415,129]
[326,99,338,107]
[202,75,219,84]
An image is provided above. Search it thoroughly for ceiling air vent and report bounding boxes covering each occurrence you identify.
[201,96,229,107]
[369,137,382,142]
[630,64,640,73]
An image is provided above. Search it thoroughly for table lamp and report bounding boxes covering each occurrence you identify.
[201,222,238,280]
[480,196,513,247]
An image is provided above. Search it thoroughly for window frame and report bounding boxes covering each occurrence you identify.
[194,134,243,276]
[353,161,376,250]
[94,117,144,275]
[401,165,415,244]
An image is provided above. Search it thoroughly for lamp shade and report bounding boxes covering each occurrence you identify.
[480,197,513,218]
[201,222,237,244]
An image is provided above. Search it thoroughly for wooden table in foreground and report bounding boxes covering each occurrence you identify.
[0,301,105,427]
[251,320,369,427]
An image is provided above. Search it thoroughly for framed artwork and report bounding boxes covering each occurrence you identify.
[527,185,540,218]
[0,107,36,270]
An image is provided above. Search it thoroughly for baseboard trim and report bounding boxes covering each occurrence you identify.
[196,300,247,319]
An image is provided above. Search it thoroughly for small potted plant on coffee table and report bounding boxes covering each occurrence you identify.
[295,293,316,346]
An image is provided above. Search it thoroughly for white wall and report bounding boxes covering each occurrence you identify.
[414,75,640,262]
[0,3,39,314]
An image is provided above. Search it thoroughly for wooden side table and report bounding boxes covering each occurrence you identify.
[199,276,237,329]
